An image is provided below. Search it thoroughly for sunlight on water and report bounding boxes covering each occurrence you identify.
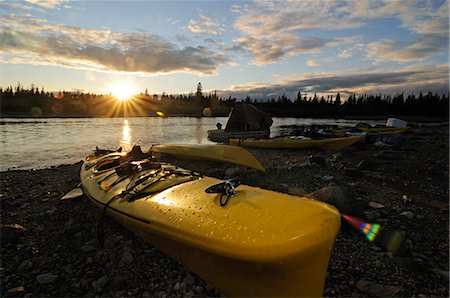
[120,119,133,151]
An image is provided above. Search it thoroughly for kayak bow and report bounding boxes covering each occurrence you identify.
[150,143,265,172]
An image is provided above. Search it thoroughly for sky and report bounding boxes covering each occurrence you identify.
[0,0,449,99]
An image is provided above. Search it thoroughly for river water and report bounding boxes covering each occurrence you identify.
[0,117,385,171]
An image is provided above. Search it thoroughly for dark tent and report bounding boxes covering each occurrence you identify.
[225,103,273,132]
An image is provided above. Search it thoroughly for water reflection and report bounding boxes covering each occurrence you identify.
[120,119,133,151]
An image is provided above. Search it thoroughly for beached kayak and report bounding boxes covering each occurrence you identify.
[81,151,340,297]
[331,127,408,137]
[229,135,363,150]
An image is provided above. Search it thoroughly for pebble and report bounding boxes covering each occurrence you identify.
[7,286,25,295]
[183,274,196,286]
[18,260,33,272]
[369,201,384,209]
[92,275,109,290]
[119,251,133,266]
[400,211,415,220]
[36,273,58,284]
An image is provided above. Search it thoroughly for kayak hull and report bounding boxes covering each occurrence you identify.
[207,129,270,143]
[81,153,340,296]
[229,135,363,150]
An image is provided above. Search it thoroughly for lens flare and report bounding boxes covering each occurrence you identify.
[342,214,380,241]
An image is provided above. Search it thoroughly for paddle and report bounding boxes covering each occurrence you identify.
[150,144,266,172]
[342,214,407,256]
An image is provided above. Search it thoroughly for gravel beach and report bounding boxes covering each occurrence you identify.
[1,124,449,297]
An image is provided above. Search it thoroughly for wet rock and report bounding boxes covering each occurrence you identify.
[305,186,367,218]
[356,279,400,296]
[36,273,58,284]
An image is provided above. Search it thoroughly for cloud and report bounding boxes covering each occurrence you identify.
[25,0,69,9]
[230,0,449,65]
[0,15,231,75]
[306,58,333,67]
[366,36,448,63]
[346,0,449,63]
[218,64,449,99]
[338,43,364,59]
[230,1,365,64]
[188,13,225,36]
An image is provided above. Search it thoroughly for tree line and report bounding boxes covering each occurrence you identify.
[0,83,448,118]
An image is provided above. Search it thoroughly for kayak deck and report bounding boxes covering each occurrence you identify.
[81,152,341,296]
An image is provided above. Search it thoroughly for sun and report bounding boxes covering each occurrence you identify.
[111,81,138,101]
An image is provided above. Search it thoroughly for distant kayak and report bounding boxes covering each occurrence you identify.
[229,135,363,150]
[331,127,409,137]
[81,150,340,297]
[207,128,270,143]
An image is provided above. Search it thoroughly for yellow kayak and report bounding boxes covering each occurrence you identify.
[150,144,265,172]
[332,127,408,137]
[229,135,363,150]
[81,152,341,297]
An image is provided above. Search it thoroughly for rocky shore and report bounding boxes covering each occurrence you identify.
[1,124,449,297]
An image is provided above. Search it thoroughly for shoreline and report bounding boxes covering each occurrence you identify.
[1,114,449,123]
[1,125,448,297]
